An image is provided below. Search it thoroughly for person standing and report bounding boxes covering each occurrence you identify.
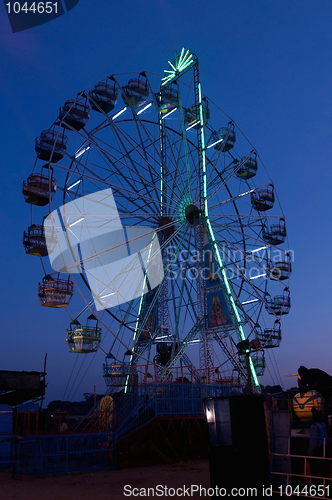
[298,366,332,420]
[308,408,328,486]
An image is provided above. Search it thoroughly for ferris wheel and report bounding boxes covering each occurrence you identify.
[22,49,291,394]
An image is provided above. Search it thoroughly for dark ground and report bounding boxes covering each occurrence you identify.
[0,459,211,499]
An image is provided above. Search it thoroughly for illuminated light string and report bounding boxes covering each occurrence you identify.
[241,299,260,306]
[250,273,267,281]
[112,107,127,120]
[68,217,84,228]
[197,82,260,388]
[251,246,268,254]
[100,292,115,300]
[75,146,90,158]
[207,138,223,149]
[66,178,82,190]
[161,107,178,119]
[186,121,200,131]
[137,102,152,115]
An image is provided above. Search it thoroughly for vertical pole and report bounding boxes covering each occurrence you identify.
[194,58,214,378]
[159,92,170,344]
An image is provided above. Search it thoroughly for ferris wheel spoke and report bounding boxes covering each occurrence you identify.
[115,132,185,208]
[132,114,191,205]
[93,139,159,191]
[178,96,197,200]
[212,218,288,260]
[208,187,255,211]
[207,157,234,187]
[110,116,189,207]
[94,126,160,181]
[115,182,180,216]
[206,151,239,188]
[55,158,115,192]
[63,149,189,217]
[75,141,157,204]
[213,238,280,320]
[128,222,190,361]
[174,264,200,337]
[215,235,269,293]
[68,152,165,217]
[208,183,274,213]
[207,152,257,201]
[156,122,195,204]
[163,126,193,202]
[93,130,162,214]
[133,220,188,312]
[164,119,202,205]
[164,223,199,336]
[119,119,175,206]
[211,219,265,245]
[170,226,198,340]
[209,212,283,222]
[163,112,202,204]
[209,219,270,306]
[207,215,271,238]
[81,123,162,210]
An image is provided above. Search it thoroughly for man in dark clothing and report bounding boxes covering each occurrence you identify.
[308,407,328,485]
[298,366,332,417]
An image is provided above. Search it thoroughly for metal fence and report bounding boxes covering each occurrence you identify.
[0,383,244,475]
[0,432,115,476]
[115,383,244,441]
[0,435,21,473]
[272,434,332,499]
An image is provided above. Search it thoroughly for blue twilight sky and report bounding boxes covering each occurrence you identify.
[1,0,332,403]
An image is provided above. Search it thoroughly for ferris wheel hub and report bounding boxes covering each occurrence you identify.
[185,204,201,225]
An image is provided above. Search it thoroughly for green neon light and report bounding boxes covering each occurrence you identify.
[161,48,195,86]
[182,49,190,62]
[179,60,193,72]
[179,55,193,70]
[178,47,185,67]
[197,82,259,388]
[180,53,193,65]
[198,84,207,203]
